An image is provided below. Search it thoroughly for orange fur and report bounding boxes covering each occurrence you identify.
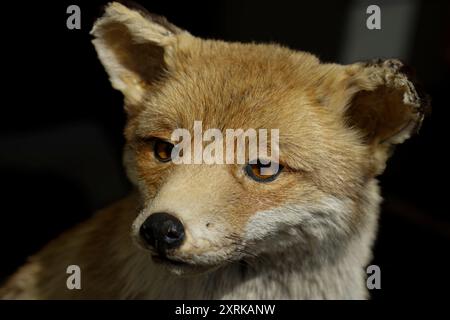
[0,2,429,299]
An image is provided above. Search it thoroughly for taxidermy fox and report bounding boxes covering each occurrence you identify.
[0,2,428,299]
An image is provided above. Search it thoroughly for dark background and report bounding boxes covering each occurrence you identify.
[1,0,449,300]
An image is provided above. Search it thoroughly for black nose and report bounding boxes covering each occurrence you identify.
[140,212,185,253]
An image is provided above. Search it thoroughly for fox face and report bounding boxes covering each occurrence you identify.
[92,3,428,275]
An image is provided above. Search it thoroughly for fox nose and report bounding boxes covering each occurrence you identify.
[140,212,185,253]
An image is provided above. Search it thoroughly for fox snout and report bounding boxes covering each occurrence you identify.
[139,212,185,254]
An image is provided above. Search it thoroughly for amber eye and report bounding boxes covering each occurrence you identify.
[153,139,174,162]
[245,160,283,182]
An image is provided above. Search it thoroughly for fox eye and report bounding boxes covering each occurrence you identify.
[153,139,174,162]
[245,160,283,182]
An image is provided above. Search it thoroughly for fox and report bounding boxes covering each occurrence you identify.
[0,2,429,299]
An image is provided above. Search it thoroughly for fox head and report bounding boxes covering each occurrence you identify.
[91,3,429,275]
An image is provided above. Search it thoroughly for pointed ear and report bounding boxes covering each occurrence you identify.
[322,59,430,174]
[91,2,187,107]
[345,59,429,144]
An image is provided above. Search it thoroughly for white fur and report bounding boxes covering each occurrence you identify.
[121,180,381,299]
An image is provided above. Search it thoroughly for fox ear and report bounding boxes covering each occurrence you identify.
[323,59,430,174]
[91,2,186,106]
[344,59,429,144]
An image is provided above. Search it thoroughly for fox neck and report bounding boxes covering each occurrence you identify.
[220,227,375,299]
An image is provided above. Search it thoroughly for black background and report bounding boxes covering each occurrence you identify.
[0,0,449,300]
